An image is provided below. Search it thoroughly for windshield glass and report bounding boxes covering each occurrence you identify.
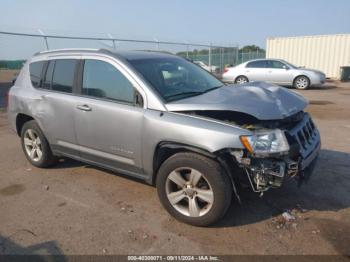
[128,57,223,102]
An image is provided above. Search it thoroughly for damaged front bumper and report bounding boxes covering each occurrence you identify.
[232,113,321,193]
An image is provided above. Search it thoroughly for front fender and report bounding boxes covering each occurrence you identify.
[141,110,251,176]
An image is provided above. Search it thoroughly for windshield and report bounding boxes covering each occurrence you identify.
[128,57,223,102]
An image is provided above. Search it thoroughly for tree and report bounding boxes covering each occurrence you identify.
[239,45,265,53]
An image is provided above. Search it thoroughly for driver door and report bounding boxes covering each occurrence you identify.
[74,57,145,176]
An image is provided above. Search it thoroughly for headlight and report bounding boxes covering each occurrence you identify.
[240,129,289,155]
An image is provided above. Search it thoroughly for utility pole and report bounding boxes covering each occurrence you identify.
[38,29,49,50]
[208,43,212,71]
[108,33,116,49]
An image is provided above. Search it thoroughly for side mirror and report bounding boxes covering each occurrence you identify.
[282,65,289,70]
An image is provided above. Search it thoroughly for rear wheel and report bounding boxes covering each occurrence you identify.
[156,152,232,226]
[21,120,57,168]
[234,75,249,84]
[293,75,310,90]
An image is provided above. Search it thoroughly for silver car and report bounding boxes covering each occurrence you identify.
[8,49,321,226]
[222,59,326,89]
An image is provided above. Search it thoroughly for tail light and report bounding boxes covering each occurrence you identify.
[224,68,229,73]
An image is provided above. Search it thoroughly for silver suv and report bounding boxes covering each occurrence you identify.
[8,49,321,226]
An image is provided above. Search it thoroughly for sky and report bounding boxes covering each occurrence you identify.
[0,0,349,59]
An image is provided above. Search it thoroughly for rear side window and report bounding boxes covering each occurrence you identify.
[246,60,267,68]
[29,61,45,87]
[51,59,76,93]
[82,59,135,104]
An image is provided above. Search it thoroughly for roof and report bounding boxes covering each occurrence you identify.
[34,48,177,60]
[241,58,285,63]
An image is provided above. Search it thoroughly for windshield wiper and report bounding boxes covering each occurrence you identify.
[201,84,224,94]
[165,85,224,102]
[165,91,204,101]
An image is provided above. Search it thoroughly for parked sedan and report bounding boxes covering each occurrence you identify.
[222,59,326,89]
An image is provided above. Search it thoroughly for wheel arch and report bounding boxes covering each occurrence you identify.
[293,75,310,85]
[15,113,35,136]
[152,142,215,183]
[152,141,241,202]
[234,75,249,83]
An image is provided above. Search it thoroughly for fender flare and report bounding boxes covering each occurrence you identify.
[153,142,241,203]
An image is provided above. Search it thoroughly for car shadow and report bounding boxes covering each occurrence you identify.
[42,149,350,227]
[50,158,152,186]
[215,148,350,227]
[281,83,337,90]
[51,158,86,169]
[46,149,350,229]
[0,234,66,260]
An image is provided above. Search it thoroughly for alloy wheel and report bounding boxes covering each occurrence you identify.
[165,167,214,217]
[23,129,43,162]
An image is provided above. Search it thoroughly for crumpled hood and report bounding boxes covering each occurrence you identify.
[165,82,308,120]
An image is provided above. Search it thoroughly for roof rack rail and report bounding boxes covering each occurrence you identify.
[34,48,99,56]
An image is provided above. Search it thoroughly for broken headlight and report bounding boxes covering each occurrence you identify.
[240,129,290,155]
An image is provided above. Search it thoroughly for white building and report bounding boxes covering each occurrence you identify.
[266,34,350,79]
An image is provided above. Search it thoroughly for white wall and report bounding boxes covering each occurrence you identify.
[266,34,350,79]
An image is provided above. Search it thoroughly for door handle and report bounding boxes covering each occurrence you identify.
[76,104,92,111]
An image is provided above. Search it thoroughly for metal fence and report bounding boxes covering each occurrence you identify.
[0,30,265,72]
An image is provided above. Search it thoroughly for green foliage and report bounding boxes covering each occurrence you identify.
[0,60,26,69]
[176,45,265,57]
[239,45,265,53]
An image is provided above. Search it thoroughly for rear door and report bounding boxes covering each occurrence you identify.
[74,57,145,176]
[244,60,269,81]
[32,58,81,157]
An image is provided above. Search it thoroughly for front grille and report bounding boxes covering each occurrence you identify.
[287,113,320,169]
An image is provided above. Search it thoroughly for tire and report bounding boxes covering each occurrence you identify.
[156,152,232,226]
[234,75,249,84]
[293,75,310,90]
[20,120,57,168]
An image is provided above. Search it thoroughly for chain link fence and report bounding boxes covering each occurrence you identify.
[0,30,266,107]
[0,30,265,71]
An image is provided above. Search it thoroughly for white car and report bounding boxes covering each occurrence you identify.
[222,59,326,89]
[193,60,218,73]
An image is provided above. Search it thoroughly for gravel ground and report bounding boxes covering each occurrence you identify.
[0,81,349,256]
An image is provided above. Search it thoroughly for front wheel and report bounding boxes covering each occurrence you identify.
[234,75,249,84]
[294,76,310,90]
[156,152,232,226]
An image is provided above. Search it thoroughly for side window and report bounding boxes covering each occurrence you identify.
[246,60,267,68]
[51,59,76,93]
[267,60,286,69]
[29,61,45,87]
[82,60,135,104]
[43,60,55,89]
